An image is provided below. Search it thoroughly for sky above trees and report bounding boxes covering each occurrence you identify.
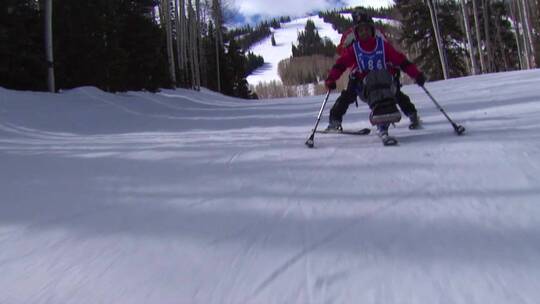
[230,0,393,24]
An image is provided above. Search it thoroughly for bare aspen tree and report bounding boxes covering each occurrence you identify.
[194,0,202,90]
[182,0,189,83]
[482,0,493,72]
[472,0,486,73]
[161,0,177,85]
[517,0,532,69]
[44,0,55,92]
[187,0,197,88]
[509,0,525,69]
[426,0,449,79]
[534,0,540,35]
[537,0,540,30]
[535,0,540,66]
[494,11,509,71]
[521,0,536,67]
[460,0,479,74]
[212,0,223,92]
[199,1,211,87]
[175,0,188,84]
[456,8,472,74]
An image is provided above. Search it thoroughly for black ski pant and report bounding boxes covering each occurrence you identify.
[329,75,417,123]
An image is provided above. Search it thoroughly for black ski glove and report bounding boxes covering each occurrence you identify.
[325,79,337,90]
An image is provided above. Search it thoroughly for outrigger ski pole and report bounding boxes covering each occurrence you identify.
[421,85,466,135]
[305,90,332,148]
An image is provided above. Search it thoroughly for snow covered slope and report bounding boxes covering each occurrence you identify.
[2,70,540,304]
[247,15,342,85]
[245,13,400,86]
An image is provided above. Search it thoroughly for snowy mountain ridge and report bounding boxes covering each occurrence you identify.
[246,15,343,85]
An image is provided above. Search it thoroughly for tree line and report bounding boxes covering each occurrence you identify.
[318,6,393,34]
[229,16,291,50]
[315,2,538,82]
[1,0,261,98]
[396,0,538,81]
[253,1,539,98]
[2,1,538,98]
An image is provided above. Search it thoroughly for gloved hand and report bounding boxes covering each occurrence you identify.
[325,79,336,90]
[416,73,426,87]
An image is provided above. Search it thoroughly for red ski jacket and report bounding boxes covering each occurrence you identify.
[336,27,356,55]
[327,33,421,84]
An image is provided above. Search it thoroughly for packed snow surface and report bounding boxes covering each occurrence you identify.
[1,70,540,303]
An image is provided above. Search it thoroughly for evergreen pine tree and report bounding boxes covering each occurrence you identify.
[395,0,467,80]
[202,22,218,91]
[292,19,335,57]
[223,38,250,98]
[245,52,264,75]
[0,1,46,90]
[52,0,169,92]
[488,1,520,71]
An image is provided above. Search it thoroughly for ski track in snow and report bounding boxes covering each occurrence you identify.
[1,70,540,303]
